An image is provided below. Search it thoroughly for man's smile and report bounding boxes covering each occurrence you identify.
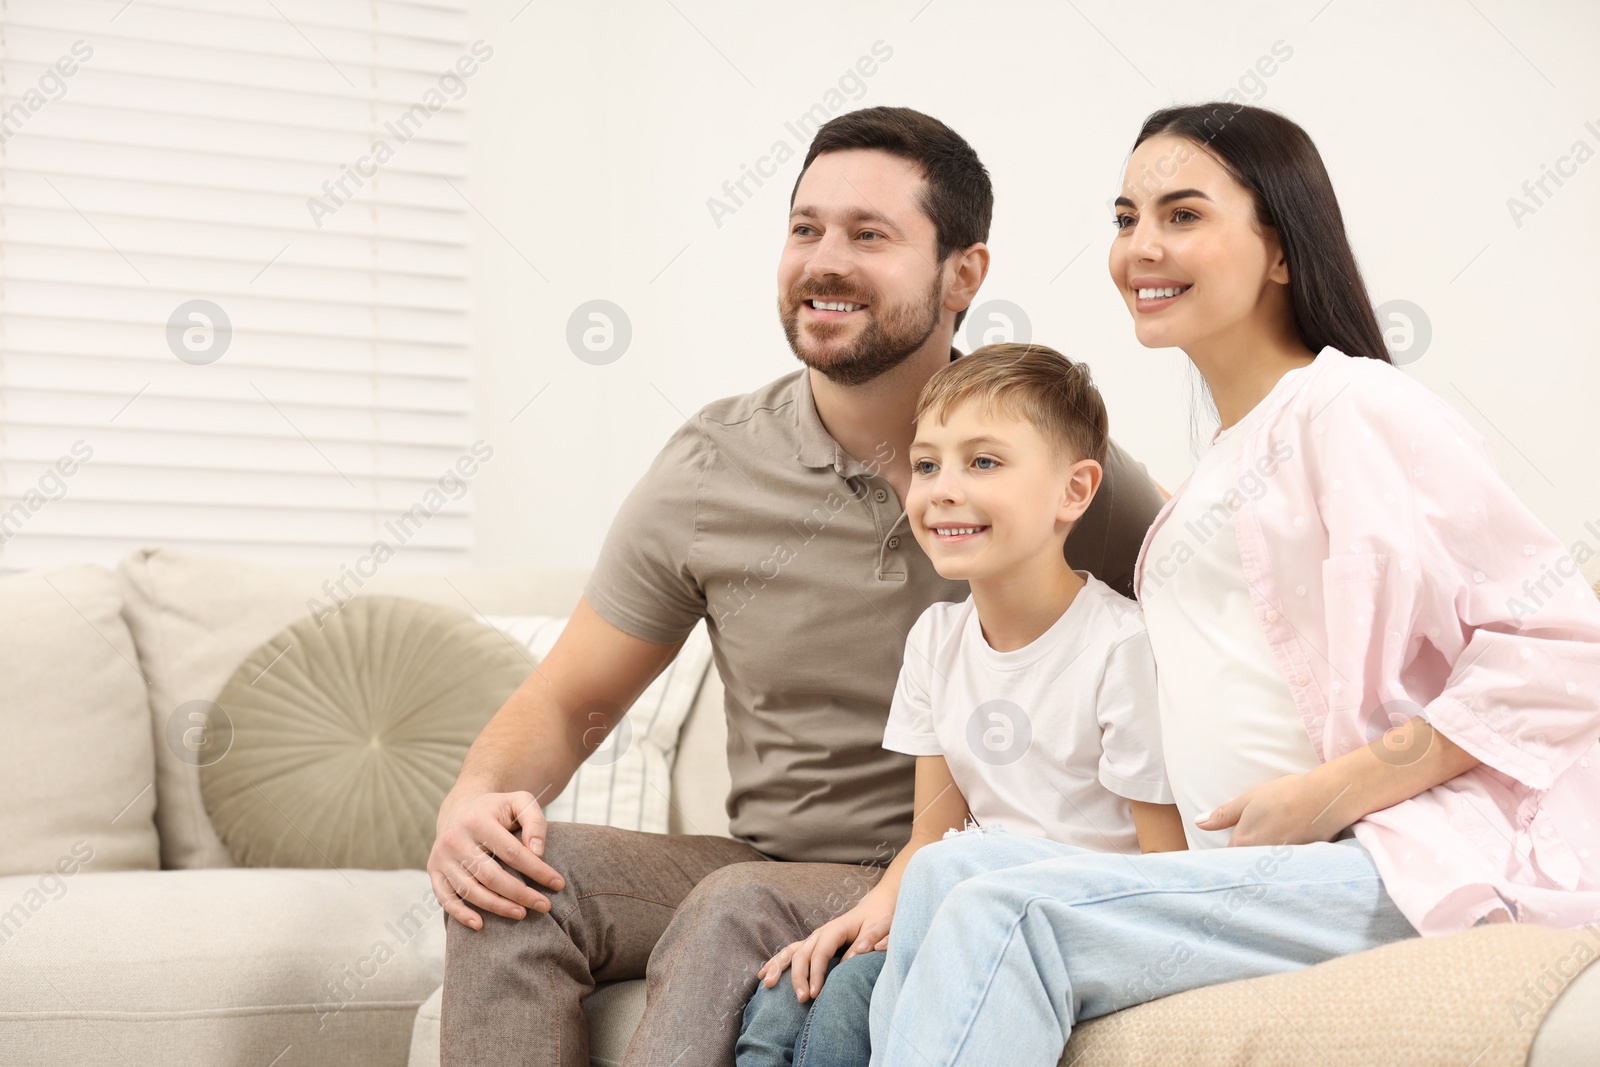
[805,298,868,319]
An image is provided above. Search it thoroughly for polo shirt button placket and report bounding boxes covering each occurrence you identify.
[864,480,907,582]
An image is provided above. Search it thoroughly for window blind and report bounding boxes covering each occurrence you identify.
[0,0,477,573]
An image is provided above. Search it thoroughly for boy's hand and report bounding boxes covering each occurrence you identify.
[1197,773,1342,846]
[842,911,892,961]
[756,894,894,1003]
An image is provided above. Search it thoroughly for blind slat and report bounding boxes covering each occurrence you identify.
[4,356,474,407]
[2,174,469,242]
[4,428,485,482]
[8,0,473,75]
[1,212,471,274]
[4,318,473,376]
[0,537,471,575]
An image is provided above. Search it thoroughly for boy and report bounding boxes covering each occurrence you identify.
[736,343,1187,1066]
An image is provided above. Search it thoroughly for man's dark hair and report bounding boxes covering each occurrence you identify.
[791,107,993,332]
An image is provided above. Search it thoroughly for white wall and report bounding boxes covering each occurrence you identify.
[464,0,1600,582]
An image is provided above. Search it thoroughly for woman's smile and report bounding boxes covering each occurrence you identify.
[1131,276,1193,313]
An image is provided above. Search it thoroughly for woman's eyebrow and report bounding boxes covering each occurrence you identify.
[1155,188,1213,205]
[1114,188,1216,209]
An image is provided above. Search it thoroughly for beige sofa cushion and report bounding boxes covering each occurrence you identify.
[0,867,442,1067]
[1063,921,1598,1066]
[0,564,158,877]
[202,597,532,870]
[118,548,590,869]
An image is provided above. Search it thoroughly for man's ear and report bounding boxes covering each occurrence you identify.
[1059,458,1103,525]
[945,242,991,317]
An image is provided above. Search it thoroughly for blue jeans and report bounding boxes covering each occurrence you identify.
[738,949,885,1067]
[867,828,1418,1067]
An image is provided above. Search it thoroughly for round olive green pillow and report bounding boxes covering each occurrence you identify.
[201,596,532,869]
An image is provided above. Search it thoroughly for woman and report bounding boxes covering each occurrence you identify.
[864,102,1600,1067]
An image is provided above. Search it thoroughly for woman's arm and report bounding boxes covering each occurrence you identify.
[1130,800,1188,852]
[1198,718,1481,846]
[1307,717,1480,833]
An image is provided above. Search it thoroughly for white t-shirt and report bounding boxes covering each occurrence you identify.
[882,572,1173,855]
[1140,365,1321,850]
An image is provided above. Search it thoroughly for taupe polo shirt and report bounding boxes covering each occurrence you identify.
[583,351,1165,864]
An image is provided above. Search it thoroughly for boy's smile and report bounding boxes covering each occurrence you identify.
[928,523,989,543]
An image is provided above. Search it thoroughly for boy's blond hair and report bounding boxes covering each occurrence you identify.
[914,343,1108,467]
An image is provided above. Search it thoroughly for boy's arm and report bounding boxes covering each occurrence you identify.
[763,755,969,1000]
[1129,800,1188,852]
[1094,631,1183,853]
[853,754,971,926]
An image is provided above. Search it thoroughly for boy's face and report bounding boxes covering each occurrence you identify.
[907,399,1096,582]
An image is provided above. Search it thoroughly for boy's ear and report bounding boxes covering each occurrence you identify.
[1058,458,1103,525]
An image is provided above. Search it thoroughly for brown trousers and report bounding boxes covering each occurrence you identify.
[439,822,883,1067]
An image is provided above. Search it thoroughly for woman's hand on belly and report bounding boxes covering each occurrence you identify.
[1196,773,1346,847]
[1200,718,1484,847]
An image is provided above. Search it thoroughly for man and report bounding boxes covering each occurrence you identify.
[430,106,1166,1067]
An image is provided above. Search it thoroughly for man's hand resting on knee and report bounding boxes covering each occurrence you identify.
[428,788,566,930]
[425,596,687,930]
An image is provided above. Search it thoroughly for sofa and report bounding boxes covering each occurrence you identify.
[1,548,1597,1067]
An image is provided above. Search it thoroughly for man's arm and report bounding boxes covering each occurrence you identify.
[1066,436,1167,600]
[427,596,686,930]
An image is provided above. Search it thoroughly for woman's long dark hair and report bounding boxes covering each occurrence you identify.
[1134,103,1391,365]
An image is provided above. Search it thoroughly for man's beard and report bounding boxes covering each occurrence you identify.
[779,272,944,387]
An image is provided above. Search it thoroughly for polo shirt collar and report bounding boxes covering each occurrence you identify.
[794,347,963,475]
[793,368,841,471]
